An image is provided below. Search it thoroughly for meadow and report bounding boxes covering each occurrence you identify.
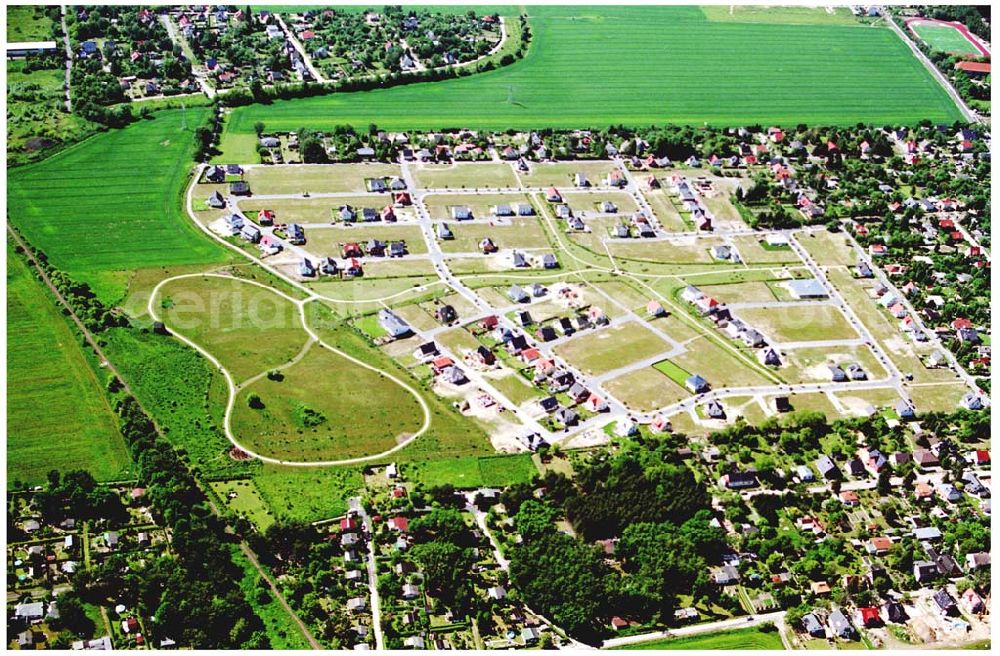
[614,625,784,650]
[7,247,132,487]
[7,110,231,300]
[7,5,54,41]
[231,344,425,462]
[220,5,960,150]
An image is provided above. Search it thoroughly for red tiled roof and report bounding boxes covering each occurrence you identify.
[956,61,991,74]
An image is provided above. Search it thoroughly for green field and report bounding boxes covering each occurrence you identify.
[211,479,276,531]
[7,246,132,487]
[220,5,960,150]
[553,321,674,376]
[737,305,860,343]
[7,5,54,41]
[911,22,982,57]
[157,275,309,383]
[613,625,785,650]
[232,344,426,461]
[405,453,538,489]
[8,110,231,299]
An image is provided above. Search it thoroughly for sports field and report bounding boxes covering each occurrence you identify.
[7,247,131,487]
[910,21,985,57]
[219,5,960,151]
[7,110,230,297]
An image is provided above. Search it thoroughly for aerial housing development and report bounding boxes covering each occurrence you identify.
[5,2,992,652]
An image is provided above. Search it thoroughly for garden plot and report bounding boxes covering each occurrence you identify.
[553,321,674,376]
[438,218,551,253]
[423,192,536,221]
[245,163,403,194]
[561,191,638,215]
[781,344,889,383]
[520,161,619,188]
[735,305,859,343]
[604,367,690,413]
[303,224,428,256]
[413,162,520,189]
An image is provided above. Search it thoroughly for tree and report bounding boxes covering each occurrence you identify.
[253,121,265,136]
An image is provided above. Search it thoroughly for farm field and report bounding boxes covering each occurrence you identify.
[736,305,860,343]
[219,5,960,151]
[7,109,230,299]
[6,247,132,487]
[553,321,674,376]
[614,625,785,650]
[231,344,425,462]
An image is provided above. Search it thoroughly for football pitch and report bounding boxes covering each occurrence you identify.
[910,21,986,57]
[221,5,960,150]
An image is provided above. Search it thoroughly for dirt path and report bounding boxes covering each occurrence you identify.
[6,224,318,650]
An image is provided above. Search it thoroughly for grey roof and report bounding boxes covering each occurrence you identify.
[787,278,828,298]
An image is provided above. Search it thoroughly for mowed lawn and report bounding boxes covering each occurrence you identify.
[614,625,785,650]
[7,110,230,297]
[7,248,131,487]
[157,275,310,382]
[231,344,425,461]
[911,22,983,56]
[553,321,673,376]
[221,5,960,145]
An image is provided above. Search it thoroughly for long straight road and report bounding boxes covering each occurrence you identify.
[601,611,786,649]
[350,497,384,650]
[60,5,72,111]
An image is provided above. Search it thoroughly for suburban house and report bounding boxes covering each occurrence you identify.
[378,309,412,338]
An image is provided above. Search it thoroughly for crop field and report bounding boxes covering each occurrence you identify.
[244,163,402,194]
[7,110,230,297]
[157,275,309,382]
[736,305,860,343]
[231,344,425,461]
[910,21,984,57]
[413,162,520,189]
[553,321,673,376]
[219,5,960,150]
[7,248,132,487]
[614,625,785,650]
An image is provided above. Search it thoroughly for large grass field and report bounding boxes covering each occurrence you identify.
[157,275,309,383]
[231,343,425,461]
[219,5,960,150]
[614,625,784,650]
[7,247,132,487]
[7,110,231,299]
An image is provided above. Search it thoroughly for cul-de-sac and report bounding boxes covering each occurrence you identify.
[6,3,991,652]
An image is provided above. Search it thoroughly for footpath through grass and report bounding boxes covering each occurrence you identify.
[221,5,960,146]
[6,245,132,487]
[7,110,231,300]
[613,625,785,650]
